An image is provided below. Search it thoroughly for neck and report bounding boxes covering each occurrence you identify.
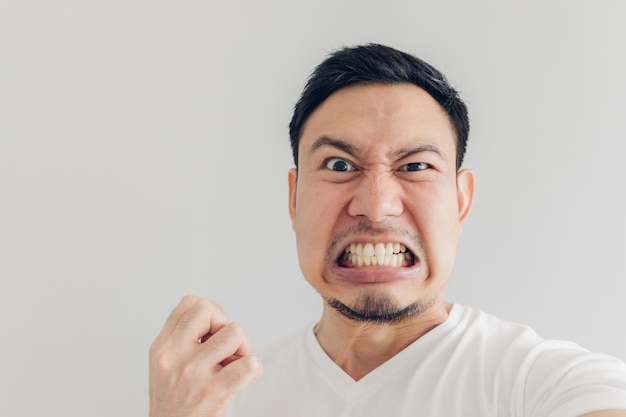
[314,300,452,381]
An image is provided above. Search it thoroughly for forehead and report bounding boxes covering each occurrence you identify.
[299,83,456,161]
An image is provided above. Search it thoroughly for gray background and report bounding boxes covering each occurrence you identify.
[1,1,625,416]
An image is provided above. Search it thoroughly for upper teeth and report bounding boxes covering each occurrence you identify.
[343,242,410,267]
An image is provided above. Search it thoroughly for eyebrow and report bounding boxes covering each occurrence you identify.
[310,135,445,161]
[310,136,361,157]
[391,144,445,161]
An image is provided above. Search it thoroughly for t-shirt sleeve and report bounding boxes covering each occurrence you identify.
[520,341,626,417]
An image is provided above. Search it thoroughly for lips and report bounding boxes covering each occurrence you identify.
[338,242,415,268]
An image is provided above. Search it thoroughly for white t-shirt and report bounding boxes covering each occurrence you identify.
[228,304,626,416]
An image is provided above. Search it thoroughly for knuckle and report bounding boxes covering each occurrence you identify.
[195,298,212,311]
[149,339,182,376]
[215,323,244,345]
[179,294,200,308]
[196,298,223,313]
[219,367,243,391]
[227,322,243,336]
[232,357,253,374]
[242,355,262,375]
[217,356,261,391]
[152,348,175,374]
[181,294,197,302]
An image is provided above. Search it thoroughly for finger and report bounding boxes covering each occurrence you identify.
[198,322,251,365]
[172,298,230,346]
[219,322,251,358]
[157,295,202,340]
[192,355,262,417]
[215,355,263,398]
[220,354,243,368]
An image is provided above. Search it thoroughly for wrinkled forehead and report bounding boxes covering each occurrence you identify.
[299,83,457,164]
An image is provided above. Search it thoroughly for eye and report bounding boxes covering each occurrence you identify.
[325,158,355,172]
[399,162,431,172]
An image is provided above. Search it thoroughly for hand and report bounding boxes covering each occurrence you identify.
[149,295,262,417]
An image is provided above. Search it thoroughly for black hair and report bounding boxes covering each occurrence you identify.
[288,43,469,170]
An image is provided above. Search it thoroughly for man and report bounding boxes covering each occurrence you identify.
[149,44,626,417]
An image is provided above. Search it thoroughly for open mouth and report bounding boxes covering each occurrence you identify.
[337,242,416,268]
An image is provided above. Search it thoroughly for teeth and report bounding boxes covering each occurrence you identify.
[375,243,384,265]
[383,243,392,266]
[345,242,408,256]
[343,242,413,267]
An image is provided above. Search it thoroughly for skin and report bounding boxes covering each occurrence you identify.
[149,295,262,417]
[148,82,626,417]
[288,83,474,380]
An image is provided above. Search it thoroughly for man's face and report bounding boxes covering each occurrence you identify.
[288,83,474,322]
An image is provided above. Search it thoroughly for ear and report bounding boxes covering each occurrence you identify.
[456,169,475,231]
[288,168,298,225]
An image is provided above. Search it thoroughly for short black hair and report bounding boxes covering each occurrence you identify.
[288,43,469,170]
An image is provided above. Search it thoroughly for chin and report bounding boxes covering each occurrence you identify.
[325,291,437,324]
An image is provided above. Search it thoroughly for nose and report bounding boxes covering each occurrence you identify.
[346,171,404,222]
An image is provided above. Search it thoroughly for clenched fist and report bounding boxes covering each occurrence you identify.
[149,295,262,417]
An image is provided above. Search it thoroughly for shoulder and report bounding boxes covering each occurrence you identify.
[452,304,624,371]
[449,304,544,351]
[451,305,626,414]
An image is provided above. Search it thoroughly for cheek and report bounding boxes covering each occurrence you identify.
[424,195,462,272]
[296,182,344,227]
[418,185,461,228]
[293,186,340,268]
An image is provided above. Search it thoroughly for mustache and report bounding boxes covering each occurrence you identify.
[325,220,424,262]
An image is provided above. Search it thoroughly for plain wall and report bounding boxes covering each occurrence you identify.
[1,1,625,415]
